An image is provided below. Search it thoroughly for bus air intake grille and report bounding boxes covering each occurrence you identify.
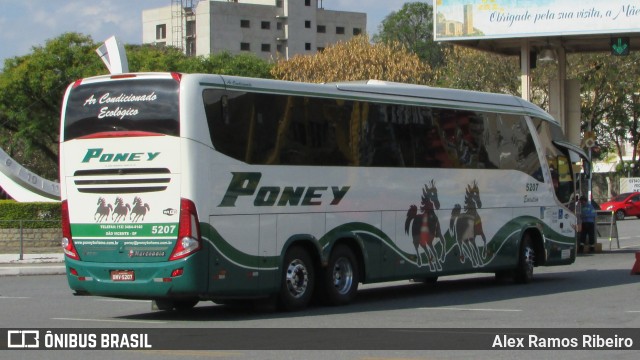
[73,168,172,194]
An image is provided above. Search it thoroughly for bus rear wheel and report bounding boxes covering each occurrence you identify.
[153,298,198,311]
[322,244,359,306]
[514,234,535,284]
[278,246,315,311]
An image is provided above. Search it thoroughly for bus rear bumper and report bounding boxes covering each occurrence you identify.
[64,252,207,299]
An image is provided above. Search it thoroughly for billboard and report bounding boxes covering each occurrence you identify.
[434,0,640,41]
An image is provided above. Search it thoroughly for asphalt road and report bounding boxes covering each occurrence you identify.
[1,219,639,360]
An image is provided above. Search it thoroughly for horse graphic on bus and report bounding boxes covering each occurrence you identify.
[449,180,488,268]
[406,179,488,270]
[93,196,150,223]
[405,180,446,271]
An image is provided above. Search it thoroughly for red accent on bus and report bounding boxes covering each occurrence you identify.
[171,72,182,82]
[171,268,184,277]
[76,131,165,139]
[72,79,83,88]
[110,74,137,79]
[169,199,202,261]
[61,200,80,260]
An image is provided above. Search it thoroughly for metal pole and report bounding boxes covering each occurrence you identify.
[19,220,24,260]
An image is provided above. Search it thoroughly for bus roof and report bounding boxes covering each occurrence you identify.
[71,72,558,124]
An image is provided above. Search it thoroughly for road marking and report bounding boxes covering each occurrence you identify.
[53,317,167,324]
[625,311,640,313]
[136,350,243,357]
[419,307,522,312]
[94,299,149,303]
[0,296,30,299]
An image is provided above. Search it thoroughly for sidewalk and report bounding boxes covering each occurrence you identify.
[0,253,65,276]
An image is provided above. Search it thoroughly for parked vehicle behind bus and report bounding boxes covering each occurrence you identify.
[60,73,587,311]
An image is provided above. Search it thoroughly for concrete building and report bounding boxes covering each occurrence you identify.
[142,0,367,60]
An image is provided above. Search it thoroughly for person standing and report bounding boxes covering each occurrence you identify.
[579,196,597,253]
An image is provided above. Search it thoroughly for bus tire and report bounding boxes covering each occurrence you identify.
[514,233,535,284]
[278,246,315,311]
[174,299,199,311]
[322,244,359,306]
[153,299,175,311]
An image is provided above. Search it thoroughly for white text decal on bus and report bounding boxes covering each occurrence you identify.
[82,92,158,120]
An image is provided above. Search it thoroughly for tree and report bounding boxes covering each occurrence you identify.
[0,33,104,180]
[570,52,640,171]
[373,2,447,68]
[271,35,431,84]
[190,52,273,78]
[0,35,274,181]
[435,46,519,94]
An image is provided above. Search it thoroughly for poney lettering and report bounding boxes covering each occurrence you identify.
[81,148,160,163]
[218,172,350,207]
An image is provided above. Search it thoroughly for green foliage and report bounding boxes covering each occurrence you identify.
[0,33,104,180]
[126,44,192,72]
[0,33,273,182]
[435,47,520,94]
[194,52,273,78]
[569,52,640,170]
[0,200,61,228]
[373,2,448,68]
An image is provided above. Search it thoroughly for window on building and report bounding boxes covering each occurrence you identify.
[261,43,271,52]
[186,39,196,56]
[305,43,311,51]
[241,42,250,51]
[336,26,345,35]
[186,20,195,37]
[277,44,283,53]
[353,28,362,36]
[305,20,311,28]
[305,0,311,6]
[276,0,283,7]
[156,24,166,40]
[241,19,250,28]
[261,21,271,30]
[317,25,326,33]
[277,22,283,30]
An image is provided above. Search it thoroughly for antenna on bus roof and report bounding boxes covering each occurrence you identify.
[96,36,129,74]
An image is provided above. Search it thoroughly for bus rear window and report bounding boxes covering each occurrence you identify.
[63,79,179,141]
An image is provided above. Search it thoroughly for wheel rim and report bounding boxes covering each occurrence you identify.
[523,245,535,278]
[332,257,354,295]
[285,259,309,299]
[616,210,625,220]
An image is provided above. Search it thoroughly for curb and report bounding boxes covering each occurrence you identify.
[0,265,66,276]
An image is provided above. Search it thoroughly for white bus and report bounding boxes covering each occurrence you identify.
[60,72,587,311]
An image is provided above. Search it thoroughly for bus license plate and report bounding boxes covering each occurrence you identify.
[111,270,135,281]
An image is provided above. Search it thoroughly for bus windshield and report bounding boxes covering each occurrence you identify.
[63,79,180,141]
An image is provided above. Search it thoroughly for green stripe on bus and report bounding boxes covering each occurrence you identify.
[71,223,179,238]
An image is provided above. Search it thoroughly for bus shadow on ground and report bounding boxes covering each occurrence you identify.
[118,266,639,322]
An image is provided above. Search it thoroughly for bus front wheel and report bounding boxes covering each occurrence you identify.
[514,234,535,284]
[278,246,315,311]
[322,244,359,306]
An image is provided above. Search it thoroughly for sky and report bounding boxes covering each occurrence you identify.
[0,0,415,70]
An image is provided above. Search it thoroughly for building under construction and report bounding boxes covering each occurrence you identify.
[142,0,366,59]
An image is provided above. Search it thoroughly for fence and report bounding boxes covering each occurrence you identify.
[0,220,61,259]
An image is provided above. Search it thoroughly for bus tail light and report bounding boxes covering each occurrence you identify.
[169,198,202,261]
[61,200,80,260]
